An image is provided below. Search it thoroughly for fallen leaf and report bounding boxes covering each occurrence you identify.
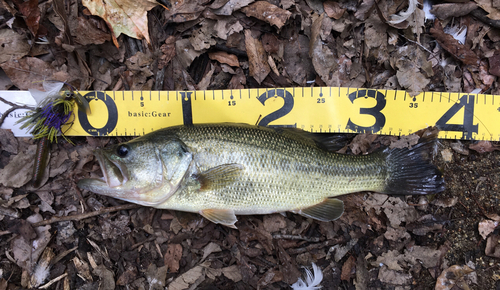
[73,16,111,45]
[16,0,41,37]
[168,262,209,290]
[159,36,177,69]
[208,51,240,67]
[469,141,500,153]
[242,1,291,29]
[323,1,346,19]
[92,265,115,290]
[486,234,500,258]
[0,129,18,154]
[82,0,165,46]
[435,265,473,290]
[395,61,430,96]
[11,214,51,271]
[377,265,412,285]
[283,34,315,86]
[341,255,356,281]
[430,20,480,66]
[213,0,255,16]
[0,145,36,188]
[0,29,31,64]
[478,219,499,239]
[430,2,478,20]
[228,68,246,89]
[201,242,221,261]
[309,14,338,86]
[73,257,93,282]
[474,0,500,21]
[244,30,270,84]
[222,265,242,282]
[263,214,287,233]
[0,57,70,90]
[145,264,168,290]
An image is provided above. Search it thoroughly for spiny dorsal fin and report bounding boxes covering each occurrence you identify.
[200,209,238,228]
[197,164,244,191]
[296,198,344,222]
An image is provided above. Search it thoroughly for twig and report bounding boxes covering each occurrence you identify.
[39,273,68,289]
[272,234,322,242]
[31,203,141,227]
[399,33,433,54]
[287,237,346,255]
[0,96,33,127]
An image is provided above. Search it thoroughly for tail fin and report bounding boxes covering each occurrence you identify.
[383,132,445,195]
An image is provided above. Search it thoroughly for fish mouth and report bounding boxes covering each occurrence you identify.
[95,150,129,188]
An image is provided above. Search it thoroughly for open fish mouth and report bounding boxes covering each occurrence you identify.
[94,150,129,188]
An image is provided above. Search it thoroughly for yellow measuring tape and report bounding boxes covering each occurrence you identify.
[62,87,500,141]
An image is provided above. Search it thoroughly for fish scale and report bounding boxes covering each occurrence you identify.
[78,123,445,227]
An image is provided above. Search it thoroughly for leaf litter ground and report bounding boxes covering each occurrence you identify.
[0,0,500,289]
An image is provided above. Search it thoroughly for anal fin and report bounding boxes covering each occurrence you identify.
[200,209,238,228]
[296,198,344,222]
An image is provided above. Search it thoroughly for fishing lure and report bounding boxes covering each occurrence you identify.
[18,81,90,188]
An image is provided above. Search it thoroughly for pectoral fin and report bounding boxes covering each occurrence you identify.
[197,164,244,191]
[200,209,238,228]
[296,198,344,222]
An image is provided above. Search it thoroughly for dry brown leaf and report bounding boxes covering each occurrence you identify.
[0,145,36,188]
[430,2,478,20]
[395,61,430,96]
[73,16,111,45]
[0,29,31,64]
[309,13,338,86]
[489,51,500,76]
[323,1,346,19]
[17,0,42,37]
[0,129,18,154]
[82,0,165,46]
[228,68,246,89]
[213,0,255,16]
[430,20,480,66]
[244,30,270,84]
[222,265,242,282]
[1,57,70,90]
[377,265,412,285]
[486,235,500,258]
[168,262,209,290]
[241,1,291,29]
[145,264,168,290]
[208,51,240,67]
[478,219,499,239]
[164,244,183,273]
[263,214,287,232]
[341,255,356,281]
[435,265,473,290]
[474,0,500,20]
[201,242,221,261]
[469,141,500,153]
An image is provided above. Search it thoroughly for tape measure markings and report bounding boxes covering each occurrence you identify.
[1,87,497,140]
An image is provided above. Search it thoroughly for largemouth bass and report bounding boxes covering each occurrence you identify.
[78,124,445,228]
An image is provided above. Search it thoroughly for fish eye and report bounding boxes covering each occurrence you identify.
[116,145,129,158]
